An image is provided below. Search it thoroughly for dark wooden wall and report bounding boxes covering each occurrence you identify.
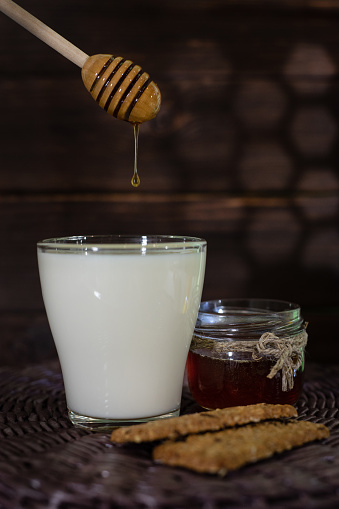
[0,0,338,366]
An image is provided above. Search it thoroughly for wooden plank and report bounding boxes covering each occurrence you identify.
[1,2,339,193]
[0,311,56,367]
[0,194,337,308]
[1,76,339,195]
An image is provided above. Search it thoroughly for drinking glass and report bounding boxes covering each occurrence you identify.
[37,235,206,431]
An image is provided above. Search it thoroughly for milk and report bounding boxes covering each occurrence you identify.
[38,248,206,420]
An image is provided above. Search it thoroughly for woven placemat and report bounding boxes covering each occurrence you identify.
[0,362,338,508]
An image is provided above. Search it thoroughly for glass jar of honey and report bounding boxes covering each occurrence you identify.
[186,299,308,409]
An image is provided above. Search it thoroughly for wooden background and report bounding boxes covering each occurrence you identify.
[0,0,338,366]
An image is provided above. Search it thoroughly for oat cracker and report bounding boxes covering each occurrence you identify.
[153,420,330,475]
[110,403,297,444]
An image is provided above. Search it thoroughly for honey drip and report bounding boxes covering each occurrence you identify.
[131,123,140,187]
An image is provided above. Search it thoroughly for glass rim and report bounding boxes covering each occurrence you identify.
[198,298,300,316]
[37,234,207,254]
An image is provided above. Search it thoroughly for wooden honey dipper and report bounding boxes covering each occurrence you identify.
[0,0,161,124]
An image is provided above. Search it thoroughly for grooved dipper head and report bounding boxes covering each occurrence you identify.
[81,54,161,124]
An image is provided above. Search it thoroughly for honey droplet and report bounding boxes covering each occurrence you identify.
[131,172,140,187]
[131,123,141,188]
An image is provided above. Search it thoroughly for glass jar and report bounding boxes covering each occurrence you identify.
[186,299,308,409]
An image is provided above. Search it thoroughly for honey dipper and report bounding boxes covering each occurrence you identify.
[0,0,161,124]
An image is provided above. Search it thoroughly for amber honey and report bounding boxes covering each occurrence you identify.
[187,298,307,410]
[186,349,304,409]
[131,123,141,187]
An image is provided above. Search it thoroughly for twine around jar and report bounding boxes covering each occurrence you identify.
[190,330,308,391]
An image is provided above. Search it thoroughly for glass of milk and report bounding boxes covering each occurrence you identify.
[37,235,206,431]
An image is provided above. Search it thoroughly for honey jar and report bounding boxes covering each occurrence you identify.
[186,299,308,409]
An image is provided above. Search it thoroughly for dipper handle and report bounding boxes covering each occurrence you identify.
[0,0,161,123]
[0,0,88,67]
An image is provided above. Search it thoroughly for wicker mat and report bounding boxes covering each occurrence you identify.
[0,362,338,509]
